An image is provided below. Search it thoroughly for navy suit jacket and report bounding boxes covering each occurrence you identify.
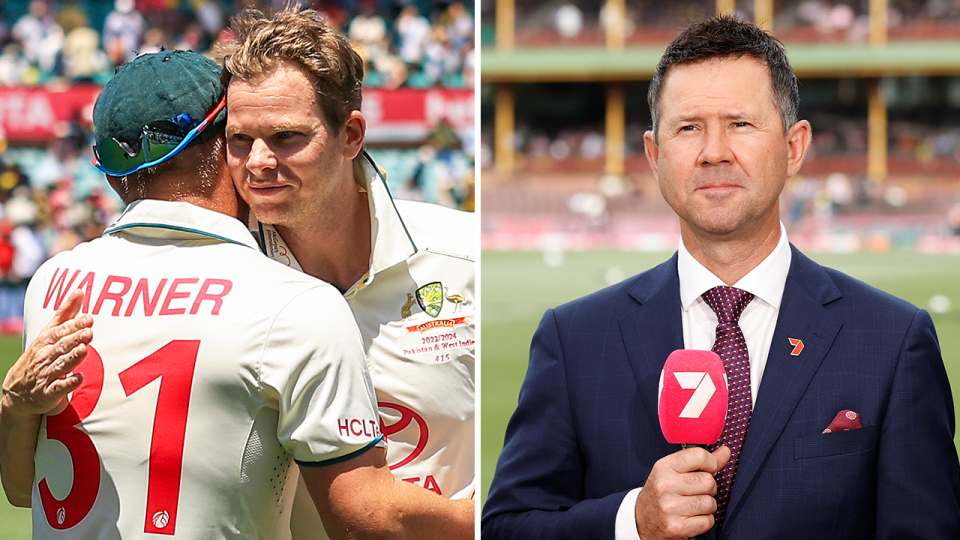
[483,246,960,540]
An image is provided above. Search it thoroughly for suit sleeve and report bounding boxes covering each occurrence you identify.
[482,309,628,540]
[876,308,960,538]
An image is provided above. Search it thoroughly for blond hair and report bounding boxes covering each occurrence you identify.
[218,4,363,131]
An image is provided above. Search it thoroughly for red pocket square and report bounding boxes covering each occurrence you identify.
[823,410,862,433]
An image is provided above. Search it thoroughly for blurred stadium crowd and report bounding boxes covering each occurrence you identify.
[480,1,960,256]
[480,0,960,45]
[479,78,960,174]
[480,1,960,171]
[1,0,474,87]
[0,0,476,333]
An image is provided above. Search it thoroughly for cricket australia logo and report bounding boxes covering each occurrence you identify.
[415,282,443,318]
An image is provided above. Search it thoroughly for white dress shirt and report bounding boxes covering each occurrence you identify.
[614,223,793,540]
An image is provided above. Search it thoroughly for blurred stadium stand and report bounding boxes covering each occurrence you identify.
[480,0,960,254]
[0,0,475,333]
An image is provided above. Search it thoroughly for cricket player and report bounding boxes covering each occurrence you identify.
[218,6,476,535]
[0,50,473,539]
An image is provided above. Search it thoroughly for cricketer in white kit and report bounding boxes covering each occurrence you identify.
[24,200,382,539]
[261,154,475,537]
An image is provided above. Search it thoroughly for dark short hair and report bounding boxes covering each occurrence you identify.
[648,14,799,141]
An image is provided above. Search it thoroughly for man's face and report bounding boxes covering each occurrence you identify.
[644,56,810,241]
[225,62,363,231]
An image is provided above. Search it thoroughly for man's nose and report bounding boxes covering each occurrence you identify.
[698,127,734,166]
[246,139,277,175]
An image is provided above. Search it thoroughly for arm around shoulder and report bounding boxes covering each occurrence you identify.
[0,401,41,506]
[272,286,473,539]
[0,290,94,507]
[299,446,474,540]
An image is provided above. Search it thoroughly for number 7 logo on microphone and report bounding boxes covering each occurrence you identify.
[658,349,729,445]
[673,372,716,419]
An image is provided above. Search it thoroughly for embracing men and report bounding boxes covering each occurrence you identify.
[1,5,474,540]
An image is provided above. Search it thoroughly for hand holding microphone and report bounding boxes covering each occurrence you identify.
[634,350,731,540]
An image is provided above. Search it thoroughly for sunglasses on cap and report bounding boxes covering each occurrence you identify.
[92,95,227,176]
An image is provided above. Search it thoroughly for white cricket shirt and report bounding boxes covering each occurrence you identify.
[26,200,382,539]
[261,153,475,538]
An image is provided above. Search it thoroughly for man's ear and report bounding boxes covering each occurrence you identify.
[643,130,659,180]
[786,120,812,178]
[343,110,366,160]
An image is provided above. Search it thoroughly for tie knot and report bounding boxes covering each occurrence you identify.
[702,286,754,323]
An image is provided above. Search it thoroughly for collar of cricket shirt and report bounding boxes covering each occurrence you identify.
[103,199,261,250]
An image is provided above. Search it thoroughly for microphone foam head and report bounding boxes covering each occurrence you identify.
[658,349,728,445]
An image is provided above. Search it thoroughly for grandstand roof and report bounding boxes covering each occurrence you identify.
[481,40,960,82]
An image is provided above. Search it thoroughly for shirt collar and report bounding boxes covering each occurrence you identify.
[103,199,260,250]
[677,222,791,311]
[355,151,418,279]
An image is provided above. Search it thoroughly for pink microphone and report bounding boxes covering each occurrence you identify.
[658,349,728,448]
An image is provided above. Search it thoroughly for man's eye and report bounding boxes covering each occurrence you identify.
[276,131,299,140]
[733,122,751,128]
[680,125,697,131]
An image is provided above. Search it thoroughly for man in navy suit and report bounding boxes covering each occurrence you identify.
[482,15,960,540]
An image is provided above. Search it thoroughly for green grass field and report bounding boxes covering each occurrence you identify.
[0,335,31,539]
[480,250,960,503]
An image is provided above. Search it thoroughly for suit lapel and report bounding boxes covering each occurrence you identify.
[723,246,843,525]
[619,254,684,447]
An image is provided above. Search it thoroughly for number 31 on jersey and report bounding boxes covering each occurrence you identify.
[38,341,199,536]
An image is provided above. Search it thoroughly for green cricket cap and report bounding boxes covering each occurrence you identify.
[93,50,227,152]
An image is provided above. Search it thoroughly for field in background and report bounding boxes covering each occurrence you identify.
[480,250,960,503]
[0,335,31,539]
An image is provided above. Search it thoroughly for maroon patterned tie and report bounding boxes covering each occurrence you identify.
[702,286,754,527]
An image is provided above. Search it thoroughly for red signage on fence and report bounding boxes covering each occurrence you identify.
[0,85,473,143]
[0,85,101,141]
[362,88,474,142]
